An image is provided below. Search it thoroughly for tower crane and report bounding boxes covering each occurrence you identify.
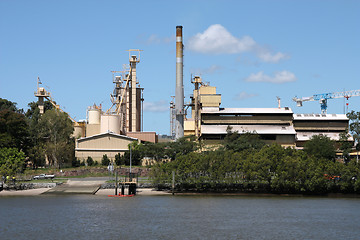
[293,89,360,114]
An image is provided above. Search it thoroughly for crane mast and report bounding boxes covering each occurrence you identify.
[293,89,360,114]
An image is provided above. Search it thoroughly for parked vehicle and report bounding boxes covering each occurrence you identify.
[33,174,55,180]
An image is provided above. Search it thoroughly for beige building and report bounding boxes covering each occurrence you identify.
[199,107,297,147]
[75,132,138,162]
[184,77,351,148]
[293,113,351,148]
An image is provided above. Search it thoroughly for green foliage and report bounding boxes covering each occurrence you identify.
[223,129,265,152]
[72,158,81,167]
[0,147,25,177]
[86,156,94,166]
[0,99,74,170]
[0,98,20,113]
[101,154,110,166]
[115,153,124,166]
[26,101,55,168]
[36,109,75,168]
[0,107,30,152]
[165,136,199,160]
[151,140,360,194]
[339,132,353,163]
[303,135,336,161]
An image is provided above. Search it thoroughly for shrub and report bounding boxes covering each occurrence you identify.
[72,158,81,167]
[101,154,110,166]
[86,156,94,166]
[115,153,124,166]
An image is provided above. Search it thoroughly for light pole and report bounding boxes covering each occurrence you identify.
[129,144,132,181]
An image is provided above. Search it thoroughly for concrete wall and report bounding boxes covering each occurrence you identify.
[86,124,100,137]
[276,134,296,145]
[75,133,136,161]
[126,132,157,143]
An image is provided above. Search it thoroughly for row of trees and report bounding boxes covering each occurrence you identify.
[150,130,360,194]
[0,98,74,176]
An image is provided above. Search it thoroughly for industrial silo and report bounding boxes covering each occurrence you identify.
[88,108,101,124]
[86,106,101,137]
[101,114,121,134]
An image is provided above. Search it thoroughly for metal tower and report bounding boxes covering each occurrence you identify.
[175,26,184,139]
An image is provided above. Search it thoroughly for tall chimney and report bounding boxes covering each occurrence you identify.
[175,26,184,139]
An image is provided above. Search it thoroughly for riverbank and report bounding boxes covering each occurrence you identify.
[0,187,171,196]
[96,188,171,196]
[2,187,360,198]
[0,188,50,196]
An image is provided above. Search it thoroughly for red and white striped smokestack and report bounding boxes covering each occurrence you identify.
[175,25,184,139]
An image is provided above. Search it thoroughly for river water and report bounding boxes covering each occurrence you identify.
[1,194,360,240]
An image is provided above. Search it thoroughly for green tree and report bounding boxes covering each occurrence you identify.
[339,132,353,163]
[0,100,29,153]
[165,136,199,160]
[37,109,74,168]
[115,153,125,166]
[122,142,142,166]
[26,101,54,168]
[0,98,20,113]
[223,129,265,152]
[86,156,94,166]
[303,135,336,161]
[101,154,110,166]
[0,148,25,177]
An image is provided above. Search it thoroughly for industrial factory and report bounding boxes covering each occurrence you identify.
[35,50,157,162]
[34,25,356,163]
[171,26,355,149]
[178,75,351,148]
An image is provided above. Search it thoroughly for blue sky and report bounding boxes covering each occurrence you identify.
[1,0,359,135]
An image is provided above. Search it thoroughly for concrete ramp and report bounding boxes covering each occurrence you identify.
[43,178,107,195]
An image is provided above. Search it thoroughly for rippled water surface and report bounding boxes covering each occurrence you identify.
[1,194,360,240]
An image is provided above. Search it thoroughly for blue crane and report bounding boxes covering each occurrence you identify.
[293,89,360,114]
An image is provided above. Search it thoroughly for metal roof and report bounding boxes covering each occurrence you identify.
[293,113,348,120]
[201,107,293,114]
[201,124,296,135]
[77,131,138,142]
[296,132,353,141]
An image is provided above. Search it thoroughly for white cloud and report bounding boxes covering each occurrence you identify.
[256,51,289,63]
[188,24,288,63]
[190,64,222,75]
[145,34,174,45]
[143,100,169,112]
[188,24,256,54]
[234,91,258,100]
[244,71,297,84]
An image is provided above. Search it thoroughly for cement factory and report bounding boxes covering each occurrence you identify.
[34,26,358,162]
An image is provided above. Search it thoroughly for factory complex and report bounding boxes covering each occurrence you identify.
[34,26,354,163]
[181,76,350,149]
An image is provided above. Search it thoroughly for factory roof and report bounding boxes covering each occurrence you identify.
[201,124,296,135]
[201,107,293,115]
[293,113,348,120]
[77,131,138,142]
[296,132,353,141]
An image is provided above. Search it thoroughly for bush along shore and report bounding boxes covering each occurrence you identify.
[151,138,360,195]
